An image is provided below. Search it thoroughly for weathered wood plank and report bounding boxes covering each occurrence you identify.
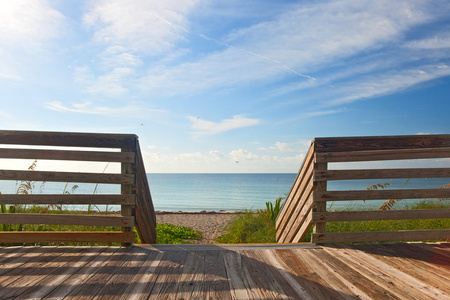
[0,130,137,149]
[93,247,152,299]
[292,248,361,299]
[292,209,313,243]
[263,250,316,299]
[384,243,450,275]
[277,144,315,228]
[0,194,135,205]
[0,232,135,244]
[0,148,134,162]
[314,134,450,152]
[315,147,450,163]
[0,247,41,272]
[43,247,121,299]
[204,250,232,299]
[175,250,206,299]
[314,188,450,201]
[351,243,450,294]
[241,249,296,299]
[148,250,189,299]
[312,229,450,244]
[312,209,450,222]
[0,247,75,299]
[134,141,157,244]
[0,169,134,184]
[275,249,358,300]
[277,181,314,243]
[118,249,164,300]
[276,161,314,241]
[322,245,439,299]
[313,162,327,243]
[314,168,450,181]
[338,244,450,299]
[0,213,134,227]
[121,147,135,247]
[10,247,106,300]
[223,250,260,299]
[308,248,403,299]
[63,247,132,300]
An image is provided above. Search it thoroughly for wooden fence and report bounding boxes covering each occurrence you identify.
[276,134,450,244]
[0,130,156,245]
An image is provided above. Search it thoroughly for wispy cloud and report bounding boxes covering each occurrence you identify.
[46,101,165,118]
[83,0,200,55]
[406,34,450,49]
[137,0,449,101]
[328,64,450,106]
[0,1,64,45]
[187,115,259,135]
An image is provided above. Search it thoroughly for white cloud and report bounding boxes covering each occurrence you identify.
[139,0,440,96]
[46,101,165,118]
[328,64,450,106]
[0,1,64,45]
[142,148,305,173]
[229,149,259,162]
[188,115,259,135]
[83,0,200,55]
[406,34,450,49]
[259,140,310,153]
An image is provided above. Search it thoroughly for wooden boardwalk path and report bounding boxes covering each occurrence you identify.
[0,242,448,299]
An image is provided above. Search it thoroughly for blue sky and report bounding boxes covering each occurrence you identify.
[1,0,449,173]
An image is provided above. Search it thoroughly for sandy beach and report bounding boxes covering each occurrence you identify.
[155,211,240,244]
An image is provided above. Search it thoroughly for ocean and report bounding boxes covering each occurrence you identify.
[0,174,448,212]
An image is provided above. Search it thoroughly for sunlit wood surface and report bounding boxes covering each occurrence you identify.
[0,242,448,299]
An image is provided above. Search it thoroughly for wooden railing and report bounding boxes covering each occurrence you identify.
[276,134,450,244]
[0,130,156,245]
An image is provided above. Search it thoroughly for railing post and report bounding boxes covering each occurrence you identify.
[313,162,327,244]
[121,147,135,247]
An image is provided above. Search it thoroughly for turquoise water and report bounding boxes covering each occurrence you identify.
[0,174,448,211]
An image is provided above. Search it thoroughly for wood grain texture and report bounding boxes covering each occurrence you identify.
[0,213,134,227]
[0,194,135,205]
[0,231,135,243]
[314,168,450,181]
[0,169,134,184]
[312,229,450,243]
[313,188,450,201]
[277,144,315,227]
[0,148,134,162]
[0,130,137,149]
[312,209,450,222]
[315,147,450,163]
[0,243,448,299]
[314,134,450,152]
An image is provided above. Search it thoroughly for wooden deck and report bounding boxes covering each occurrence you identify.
[0,242,448,299]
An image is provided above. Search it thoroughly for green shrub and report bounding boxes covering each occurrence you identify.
[216,210,277,243]
[156,223,202,244]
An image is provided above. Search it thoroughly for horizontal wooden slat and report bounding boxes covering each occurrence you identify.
[0,194,135,205]
[315,147,450,163]
[312,229,450,243]
[313,189,450,201]
[314,168,450,181]
[0,214,134,227]
[314,134,450,153]
[0,148,135,163]
[0,130,137,149]
[0,231,135,243]
[312,209,450,223]
[0,170,134,184]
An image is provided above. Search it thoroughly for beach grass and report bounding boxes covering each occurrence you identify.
[216,198,449,243]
